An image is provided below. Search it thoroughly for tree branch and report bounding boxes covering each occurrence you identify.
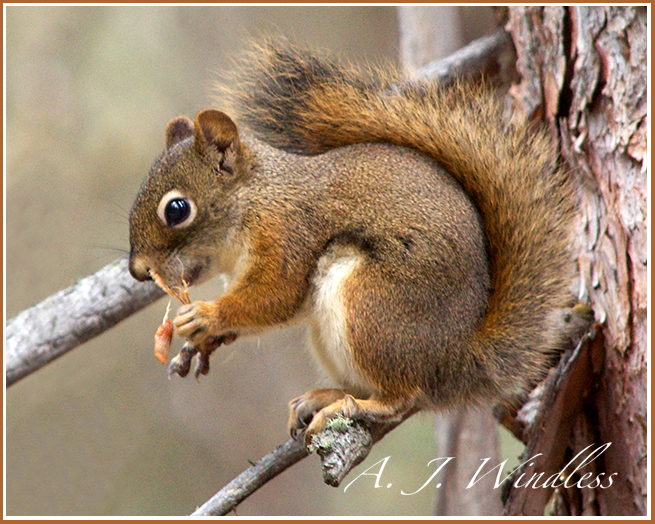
[414,28,512,83]
[6,257,164,387]
[191,410,417,516]
[191,438,308,516]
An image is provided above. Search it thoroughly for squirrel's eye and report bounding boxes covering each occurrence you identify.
[157,190,197,229]
[166,199,190,224]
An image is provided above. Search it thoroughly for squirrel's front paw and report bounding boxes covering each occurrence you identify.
[174,300,221,346]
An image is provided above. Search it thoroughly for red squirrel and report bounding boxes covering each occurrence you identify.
[129,42,590,445]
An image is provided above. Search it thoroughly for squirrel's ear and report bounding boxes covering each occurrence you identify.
[194,109,239,155]
[165,116,194,150]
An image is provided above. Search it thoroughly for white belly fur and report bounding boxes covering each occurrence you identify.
[310,247,374,395]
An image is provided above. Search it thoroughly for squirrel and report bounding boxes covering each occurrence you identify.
[128,41,591,446]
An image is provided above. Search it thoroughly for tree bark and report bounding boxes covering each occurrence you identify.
[503,6,647,516]
[400,5,647,517]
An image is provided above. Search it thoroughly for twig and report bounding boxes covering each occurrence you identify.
[191,410,417,516]
[6,257,164,387]
[191,438,308,516]
[414,28,512,83]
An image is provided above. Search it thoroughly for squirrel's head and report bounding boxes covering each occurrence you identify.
[129,109,250,288]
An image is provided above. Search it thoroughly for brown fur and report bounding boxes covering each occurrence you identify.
[129,41,588,445]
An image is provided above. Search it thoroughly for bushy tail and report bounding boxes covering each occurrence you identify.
[219,41,579,398]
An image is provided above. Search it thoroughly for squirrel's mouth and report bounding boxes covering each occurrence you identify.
[148,256,214,292]
[179,263,203,287]
[178,256,216,288]
[150,261,206,303]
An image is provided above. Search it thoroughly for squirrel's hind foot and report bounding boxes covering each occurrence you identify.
[289,389,417,448]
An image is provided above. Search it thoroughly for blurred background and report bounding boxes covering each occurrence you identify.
[6,6,522,516]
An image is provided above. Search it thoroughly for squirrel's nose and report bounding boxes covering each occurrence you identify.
[128,254,151,282]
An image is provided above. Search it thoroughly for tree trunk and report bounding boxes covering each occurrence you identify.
[503,6,647,516]
[399,5,647,516]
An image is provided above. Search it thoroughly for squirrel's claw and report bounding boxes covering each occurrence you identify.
[301,395,359,447]
[287,388,348,444]
[168,343,197,377]
[168,334,238,379]
[194,351,211,379]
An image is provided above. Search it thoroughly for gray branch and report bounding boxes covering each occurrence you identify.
[415,28,512,83]
[191,438,308,516]
[191,411,416,516]
[6,257,163,387]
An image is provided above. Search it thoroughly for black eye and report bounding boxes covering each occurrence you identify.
[157,190,197,228]
[165,198,190,226]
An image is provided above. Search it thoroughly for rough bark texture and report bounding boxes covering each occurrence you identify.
[504,6,647,516]
[398,5,647,517]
